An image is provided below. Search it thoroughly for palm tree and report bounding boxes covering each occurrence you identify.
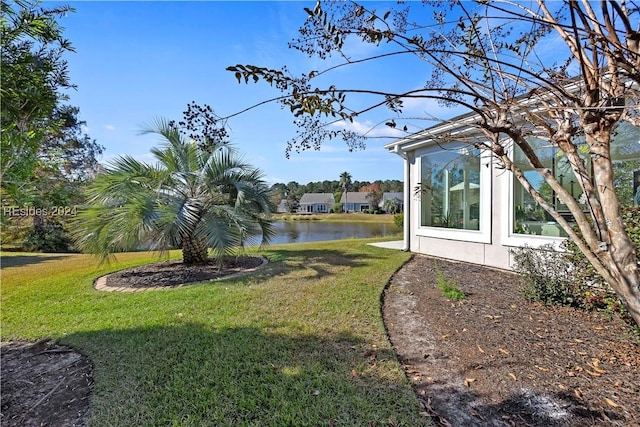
[73,119,275,265]
[339,171,352,212]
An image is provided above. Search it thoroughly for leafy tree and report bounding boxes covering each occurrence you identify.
[1,0,102,251]
[383,198,401,215]
[1,0,75,199]
[227,1,640,325]
[361,182,383,210]
[285,181,303,198]
[380,179,403,193]
[73,119,275,265]
[285,192,300,213]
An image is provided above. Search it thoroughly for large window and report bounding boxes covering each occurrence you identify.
[420,146,481,230]
[513,122,640,237]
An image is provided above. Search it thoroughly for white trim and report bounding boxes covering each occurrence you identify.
[414,145,492,244]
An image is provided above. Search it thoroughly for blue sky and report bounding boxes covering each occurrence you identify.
[53,1,464,185]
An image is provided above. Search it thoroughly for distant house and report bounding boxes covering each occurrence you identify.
[298,193,335,213]
[340,192,372,212]
[381,192,404,213]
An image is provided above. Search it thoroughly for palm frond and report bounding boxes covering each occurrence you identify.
[74,116,275,264]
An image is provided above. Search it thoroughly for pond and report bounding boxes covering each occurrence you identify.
[261,221,399,245]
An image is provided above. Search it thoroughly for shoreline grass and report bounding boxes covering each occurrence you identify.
[1,239,429,426]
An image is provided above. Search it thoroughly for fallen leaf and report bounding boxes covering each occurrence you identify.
[604,398,619,408]
[508,373,517,381]
[477,346,485,354]
[464,378,476,387]
[585,370,601,377]
[351,369,359,377]
[441,334,449,339]
[312,389,320,396]
[536,365,550,372]
[558,384,568,391]
[587,362,606,374]
[574,389,583,399]
[499,348,510,355]
[574,339,584,343]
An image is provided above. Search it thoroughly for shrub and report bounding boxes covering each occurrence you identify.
[23,219,75,253]
[332,203,343,213]
[563,206,639,320]
[511,244,580,306]
[393,213,404,231]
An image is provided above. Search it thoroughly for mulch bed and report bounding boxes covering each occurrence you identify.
[383,255,640,426]
[103,255,266,288]
[1,340,93,427]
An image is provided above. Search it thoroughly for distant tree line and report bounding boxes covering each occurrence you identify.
[269,179,403,210]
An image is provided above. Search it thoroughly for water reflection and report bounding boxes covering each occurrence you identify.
[267,221,396,245]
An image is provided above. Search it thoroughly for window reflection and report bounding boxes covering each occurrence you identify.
[513,122,640,236]
[420,147,481,230]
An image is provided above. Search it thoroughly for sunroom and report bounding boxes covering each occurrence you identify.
[385,116,640,271]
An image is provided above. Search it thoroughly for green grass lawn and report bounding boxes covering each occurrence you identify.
[1,239,430,426]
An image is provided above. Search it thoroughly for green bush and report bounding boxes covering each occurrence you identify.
[23,219,75,253]
[332,202,343,213]
[511,208,638,332]
[393,213,403,231]
[563,206,639,319]
[511,244,580,306]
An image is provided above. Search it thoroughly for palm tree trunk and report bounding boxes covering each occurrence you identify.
[182,234,209,265]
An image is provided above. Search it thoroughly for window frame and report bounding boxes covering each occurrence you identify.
[415,144,492,244]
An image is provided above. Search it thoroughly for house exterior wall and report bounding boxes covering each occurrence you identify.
[404,142,564,271]
[298,193,335,213]
[340,192,372,212]
[390,113,639,273]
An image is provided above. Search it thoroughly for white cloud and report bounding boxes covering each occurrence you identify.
[105,124,116,131]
